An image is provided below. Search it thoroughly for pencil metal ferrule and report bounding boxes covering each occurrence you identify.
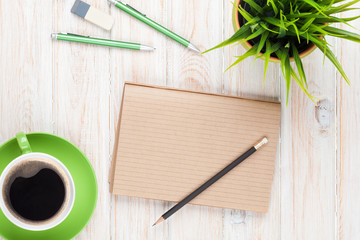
[254,137,268,150]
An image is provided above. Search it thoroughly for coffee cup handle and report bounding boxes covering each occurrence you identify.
[16,132,32,154]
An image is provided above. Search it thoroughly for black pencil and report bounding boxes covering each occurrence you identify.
[152,137,268,226]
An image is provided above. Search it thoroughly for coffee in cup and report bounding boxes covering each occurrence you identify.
[0,132,75,231]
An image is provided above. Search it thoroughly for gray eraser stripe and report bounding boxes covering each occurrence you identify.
[71,0,90,18]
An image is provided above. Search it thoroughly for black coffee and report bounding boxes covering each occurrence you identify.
[9,168,65,221]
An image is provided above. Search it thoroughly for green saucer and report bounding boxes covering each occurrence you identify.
[0,133,98,240]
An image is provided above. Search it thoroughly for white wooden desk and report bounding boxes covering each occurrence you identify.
[1,0,359,239]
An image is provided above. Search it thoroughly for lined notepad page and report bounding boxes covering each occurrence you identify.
[110,83,281,212]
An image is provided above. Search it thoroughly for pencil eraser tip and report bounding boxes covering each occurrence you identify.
[255,137,268,150]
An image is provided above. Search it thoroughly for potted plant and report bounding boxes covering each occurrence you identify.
[204,0,360,103]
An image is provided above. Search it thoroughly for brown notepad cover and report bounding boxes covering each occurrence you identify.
[110,83,281,212]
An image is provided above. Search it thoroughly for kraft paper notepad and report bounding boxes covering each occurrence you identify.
[110,83,281,212]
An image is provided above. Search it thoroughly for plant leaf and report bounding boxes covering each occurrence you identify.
[256,31,269,56]
[244,0,264,14]
[264,17,288,30]
[263,40,271,84]
[315,15,360,24]
[312,37,351,85]
[324,26,360,43]
[324,0,360,14]
[301,0,326,16]
[237,4,253,22]
[287,22,301,42]
[245,27,266,42]
[276,49,291,105]
[267,0,279,15]
[260,22,280,33]
[300,18,316,31]
[292,43,308,87]
[290,67,316,103]
[245,16,261,26]
[225,44,259,71]
[202,24,251,53]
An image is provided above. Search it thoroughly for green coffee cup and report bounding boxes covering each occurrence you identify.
[0,132,97,240]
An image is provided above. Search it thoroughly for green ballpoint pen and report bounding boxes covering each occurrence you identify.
[51,33,155,51]
[108,0,201,53]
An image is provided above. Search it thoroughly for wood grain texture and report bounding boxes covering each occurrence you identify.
[280,44,337,240]
[54,0,111,239]
[338,4,360,239]
[1,0,360,239]
[0,0,53,140]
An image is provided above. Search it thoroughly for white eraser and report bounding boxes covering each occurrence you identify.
[71,0,114,31]
[85,7,114,31]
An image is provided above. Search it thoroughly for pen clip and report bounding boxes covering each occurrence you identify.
[126,4,146,16]
[66,33,90,38]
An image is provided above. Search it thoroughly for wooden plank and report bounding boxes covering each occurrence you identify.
[0,0,53,239]
[338,8,360,240]
[109,0,168,239]
[54,0,111,239]
[0,0,53,141]
[165,0,224,239]
[280,42,337,238]
[166,0,223,92]
[221,1,281,240]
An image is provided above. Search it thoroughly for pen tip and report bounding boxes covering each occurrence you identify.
[187,43,201,53]
[140,45,156,51]
[50,33,57,39]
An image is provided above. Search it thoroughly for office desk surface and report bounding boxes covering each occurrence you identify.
[0,0,359,239]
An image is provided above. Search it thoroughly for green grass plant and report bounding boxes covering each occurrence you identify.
[204,0,360,103]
